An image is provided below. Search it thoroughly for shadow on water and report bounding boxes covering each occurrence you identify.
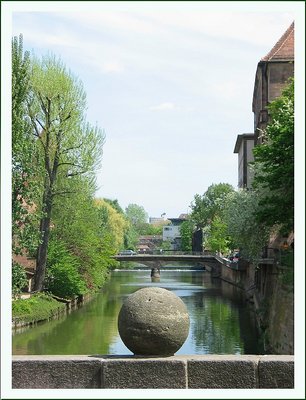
[12,268,263,355]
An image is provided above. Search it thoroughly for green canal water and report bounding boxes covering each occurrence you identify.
[12,268,263,355]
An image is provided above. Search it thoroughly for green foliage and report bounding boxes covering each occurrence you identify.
[12,293,66,323]
[12,34,42,255]
[180,220,194,251]
[252,79,294,233]
[140,223,164,236]
[12,262,28,298]
[95,198,129,253]
[161,240,172,251]
[46,240,87,298]
[206,215,230,254]
[51,192,115,293]
[191,183,234,228]
[27,52,105,291]
[103,198,124,214]
[224,189,270,261]
[280,249,294,287]
[125,203,148,232]
[11,37,126,297]
[123,203,155,248]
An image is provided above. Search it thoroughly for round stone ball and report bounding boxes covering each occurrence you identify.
[118,287,190,356]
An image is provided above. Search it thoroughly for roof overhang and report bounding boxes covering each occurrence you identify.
[233,133,255,153]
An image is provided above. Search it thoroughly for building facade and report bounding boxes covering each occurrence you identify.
[252,22,294,145]
[234,22,294,189]
[162,217,187,250]
[233,133,255,189]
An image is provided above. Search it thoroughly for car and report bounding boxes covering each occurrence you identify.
[118,250,137,256]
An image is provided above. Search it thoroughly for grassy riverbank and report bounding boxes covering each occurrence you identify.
[12,293,66,327]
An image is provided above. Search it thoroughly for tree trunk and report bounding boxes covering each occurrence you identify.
[34,187,52,292]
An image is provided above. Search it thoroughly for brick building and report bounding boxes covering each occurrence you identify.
[252,21,294,145]
[234,22,294,188]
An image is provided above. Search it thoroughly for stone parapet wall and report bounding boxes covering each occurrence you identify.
[12,355,294,389]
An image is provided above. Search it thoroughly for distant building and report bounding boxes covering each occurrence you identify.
[162,217,187,250]
[149,217,165,225]
[136,235,163,253]
[233,133,255,189]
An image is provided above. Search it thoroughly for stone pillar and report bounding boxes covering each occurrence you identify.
[150,267,160,278]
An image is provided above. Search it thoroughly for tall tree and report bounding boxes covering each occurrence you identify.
[12,34,41,256]
[125,203,148,232]
[252,79,294,234]
[190,183,234,228]
[224,189,270,261]
[205,215,230,255]
[27,55,104,291]
[95,198,129,253]
[180,219,194,251]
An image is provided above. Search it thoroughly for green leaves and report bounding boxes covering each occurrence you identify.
[190,183,234,228]
[12,262,28,298]
[180,219,193,251]
[12,36,106,293]
[12,34,42,255]
[224,190,270,261]
[252,79,294,233]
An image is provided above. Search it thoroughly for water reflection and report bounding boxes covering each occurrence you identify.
[12,269,262,355]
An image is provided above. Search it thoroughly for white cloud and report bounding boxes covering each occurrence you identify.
[149,102,176,111]
[101,61,124,73]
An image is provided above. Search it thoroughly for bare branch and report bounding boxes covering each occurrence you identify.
[52,190,76,198]
[37,92,48,115]
[57,162,84,169]
[60,142,84,155]
[66,170,88,177]
[35,118,45,131]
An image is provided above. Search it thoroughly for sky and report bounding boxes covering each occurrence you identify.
[5,1,305,220]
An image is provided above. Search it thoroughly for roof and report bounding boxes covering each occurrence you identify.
[178,213,189,219]
[233,134,255,153]
[261,22,294,62]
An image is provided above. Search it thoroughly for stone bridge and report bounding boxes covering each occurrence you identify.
[112,254,222,276]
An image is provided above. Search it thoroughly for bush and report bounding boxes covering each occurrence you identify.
[12,292,66,323]
[46,240,87,299]
[47,262,87,299]
[12,262,28,298]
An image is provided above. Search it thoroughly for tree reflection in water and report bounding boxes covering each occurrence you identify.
[13,269,262,355]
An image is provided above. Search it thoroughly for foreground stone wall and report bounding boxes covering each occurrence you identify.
[12,355,294,389]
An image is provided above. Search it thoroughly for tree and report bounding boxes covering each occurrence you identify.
[252,79,294,234]
[50,178,111,293]
[180,219,194,251]
[224,189,270,261]
[190,183,234,228]
[104,198,124,214]
[27,54,104,291]
[95,198,129,253]
[206,215,230,255]
[12,34,41,256]
[125,203,148,232]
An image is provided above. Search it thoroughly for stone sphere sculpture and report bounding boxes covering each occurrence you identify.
[118,287,190,356]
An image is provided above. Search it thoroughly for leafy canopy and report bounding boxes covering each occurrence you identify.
[252,79,294,234]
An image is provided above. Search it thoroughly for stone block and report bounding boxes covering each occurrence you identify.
[187,355,258,388]
[12,356,101,388]
[258,355,294,388]
[102,357,187,388]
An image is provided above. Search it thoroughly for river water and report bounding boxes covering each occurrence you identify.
[12,268,263,355]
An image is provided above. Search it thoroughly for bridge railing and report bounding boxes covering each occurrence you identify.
[150,250,213,256]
